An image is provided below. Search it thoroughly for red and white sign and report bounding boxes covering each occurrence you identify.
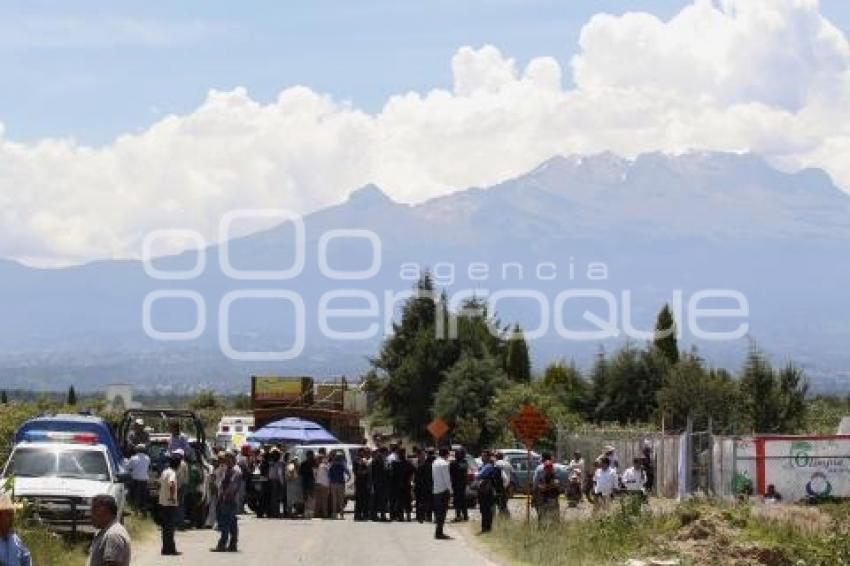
[734,435,850,501]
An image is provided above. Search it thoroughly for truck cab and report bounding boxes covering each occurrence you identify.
[2,431,128,533]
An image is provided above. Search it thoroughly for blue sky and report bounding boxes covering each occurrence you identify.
[2,0,847,145]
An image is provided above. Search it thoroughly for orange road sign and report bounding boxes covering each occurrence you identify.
[510,404,549,447]
[427,417,449,441]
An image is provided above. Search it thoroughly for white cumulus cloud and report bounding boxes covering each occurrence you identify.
[0,0,848,266]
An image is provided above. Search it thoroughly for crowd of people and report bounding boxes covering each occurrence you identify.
[0,416,661,563]
[130,428,659,555]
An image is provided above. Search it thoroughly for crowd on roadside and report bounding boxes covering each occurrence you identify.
[76,417,660,558]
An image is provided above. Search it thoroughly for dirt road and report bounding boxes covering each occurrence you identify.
[133,513,498,566]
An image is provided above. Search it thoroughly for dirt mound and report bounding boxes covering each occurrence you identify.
[669,506,791,566]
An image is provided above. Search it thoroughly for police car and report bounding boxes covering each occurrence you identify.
[1,431,129,532]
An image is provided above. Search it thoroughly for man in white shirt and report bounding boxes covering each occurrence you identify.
[127,444,150,517]
[593,457,617,507]
[621,458,647,500]
[568,450,585,475]
[431,447,453,540]
[158,454,180,556]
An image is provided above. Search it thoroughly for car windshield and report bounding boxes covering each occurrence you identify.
[8,447,110,481]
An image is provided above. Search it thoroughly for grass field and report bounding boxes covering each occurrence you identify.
[15,508,154,565]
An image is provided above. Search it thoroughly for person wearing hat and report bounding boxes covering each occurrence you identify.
[0,493,31,566]
[127,419,150,454]
[599,445,619,472]
[170,449,190,528]
[127,444,151,517]
[213,452,241,552]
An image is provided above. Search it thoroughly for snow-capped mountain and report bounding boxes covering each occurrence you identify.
[1,151,848,393]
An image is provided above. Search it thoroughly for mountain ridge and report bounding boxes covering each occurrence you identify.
[1,150,848,394]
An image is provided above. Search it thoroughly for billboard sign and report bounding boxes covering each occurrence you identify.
[734,435,850,501]
[251,376,312,405]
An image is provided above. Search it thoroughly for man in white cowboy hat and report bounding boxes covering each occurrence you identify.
[598,444,619,472]
[127,418,150,449]
[0,493,31,566]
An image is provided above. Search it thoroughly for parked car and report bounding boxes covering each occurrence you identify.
[495,449,571,495]
[294,444,366,500]
[2,431,129,533]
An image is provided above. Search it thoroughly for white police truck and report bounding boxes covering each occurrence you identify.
[1,431,129,533]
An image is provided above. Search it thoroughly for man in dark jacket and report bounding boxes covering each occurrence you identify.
[299,450,316,517]
[369,448,388,521]
[390,448,413,521]
[353,448,371,521]
[414,448,434,523]
[449,447,469,522]
[475,450,499,533]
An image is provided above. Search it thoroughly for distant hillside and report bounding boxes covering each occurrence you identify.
[1,151,848,394]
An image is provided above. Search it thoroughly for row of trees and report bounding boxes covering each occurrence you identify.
[369,275,810,451]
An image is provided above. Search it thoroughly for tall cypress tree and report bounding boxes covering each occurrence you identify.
[504,324,531,383]
[653,304,680,365]
[0,390,7,404]
[589,348,610,422]
[67,386,77,406]
[739,343,778,432]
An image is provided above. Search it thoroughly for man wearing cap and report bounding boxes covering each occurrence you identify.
[213,452,241,552]
[0,493,31,566]
[167,421,194,461]
[127,418,150,450]
[87,494,131,566]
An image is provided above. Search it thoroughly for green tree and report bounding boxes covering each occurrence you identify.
[504,324,531,382]
[486,382,583,452]
[189,389,221,410]
[0,390,7,404]
[590,344,669,425]
[653,304,679,365]
[658,351,743,431]
[739,344,779,432]
[373,275,507,441]
[433,354,510,451]
[588,348,610,421]
[776,363,808,433]
[452,416,483,450]
[66,386,77,406]
[738,344,808,433]
[541,360,588,414]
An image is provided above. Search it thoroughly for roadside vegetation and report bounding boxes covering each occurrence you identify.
[486,498,850,566]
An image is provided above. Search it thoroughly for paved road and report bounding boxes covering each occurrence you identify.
[134,513,497,566]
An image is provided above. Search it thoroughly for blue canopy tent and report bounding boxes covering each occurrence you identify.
[248,417,339,445]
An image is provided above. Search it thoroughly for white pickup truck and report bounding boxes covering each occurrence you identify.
[1,432,128,533]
